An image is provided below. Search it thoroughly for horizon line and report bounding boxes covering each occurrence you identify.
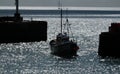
[0,6,120,11]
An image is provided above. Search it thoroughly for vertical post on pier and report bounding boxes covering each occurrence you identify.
[16,0,19,14]
[14,0,22,21]
[14,0,20,18]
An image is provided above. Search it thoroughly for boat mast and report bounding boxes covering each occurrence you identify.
[60,8,63,34]
[59,0,63,34]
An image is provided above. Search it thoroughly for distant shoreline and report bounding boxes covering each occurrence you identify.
[0,9,120,15]
[1,7,120,18]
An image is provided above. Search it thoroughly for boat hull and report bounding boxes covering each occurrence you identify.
[50,40,79,57]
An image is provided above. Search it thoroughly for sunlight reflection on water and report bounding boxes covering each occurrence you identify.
[0,17,120,74]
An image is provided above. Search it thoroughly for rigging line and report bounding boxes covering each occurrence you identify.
[69,24,75,41]
[53,23,59,38]
[65,8,68,19]
[63,23,66,32]
[58,0,61,9]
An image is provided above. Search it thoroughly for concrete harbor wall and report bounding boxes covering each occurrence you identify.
[0,21,47,43]
[98,23,120,58]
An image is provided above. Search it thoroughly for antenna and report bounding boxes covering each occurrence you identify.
[58,0,60,9]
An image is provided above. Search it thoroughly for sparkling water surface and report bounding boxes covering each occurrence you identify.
[0,16,120,74]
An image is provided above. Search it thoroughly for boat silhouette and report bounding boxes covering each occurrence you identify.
[49,2,79,57]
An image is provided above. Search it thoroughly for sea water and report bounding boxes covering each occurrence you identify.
[0,14,120,74]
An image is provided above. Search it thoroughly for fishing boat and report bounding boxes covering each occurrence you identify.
[49,3,79,57]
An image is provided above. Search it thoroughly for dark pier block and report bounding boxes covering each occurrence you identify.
[0,0,47,43]
[98,23,120,58]
[0,21,47,43]
[98,32,120,57]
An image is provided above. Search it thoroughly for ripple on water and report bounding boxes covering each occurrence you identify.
[0,17,120,74]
